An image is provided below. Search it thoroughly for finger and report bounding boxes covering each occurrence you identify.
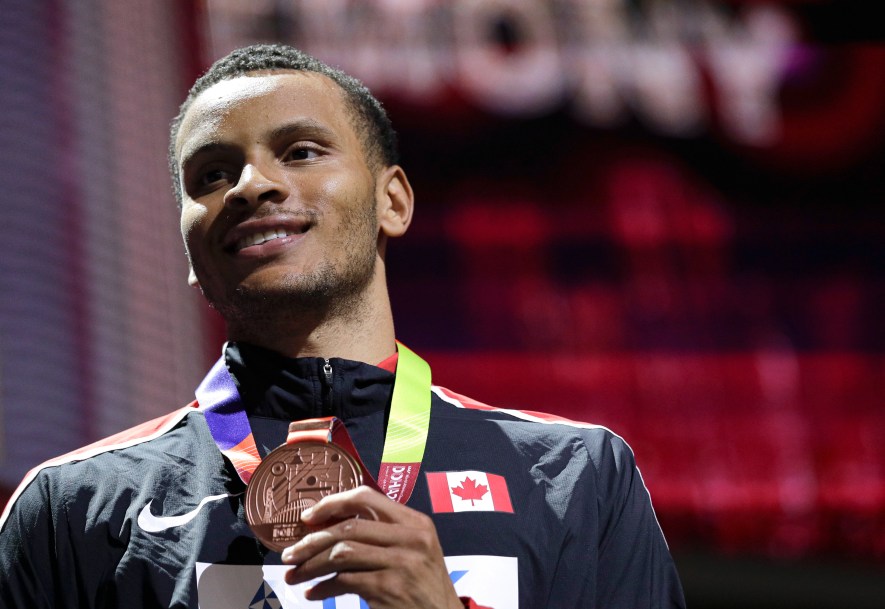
[302,570,383,603]
[284,539,394,585]
[301,485,422,527]
[302,567,459,609]
[282,517,408,565]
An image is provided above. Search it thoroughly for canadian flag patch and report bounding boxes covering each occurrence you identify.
[426,471,514,513]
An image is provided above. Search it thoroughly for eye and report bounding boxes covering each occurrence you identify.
[198,168,233,187]
[283,145,320,162]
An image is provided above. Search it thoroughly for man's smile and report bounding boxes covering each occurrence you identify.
[222,215,313,255]
[233,228,303,252]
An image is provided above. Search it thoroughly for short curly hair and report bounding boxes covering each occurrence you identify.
[168,44,399,207]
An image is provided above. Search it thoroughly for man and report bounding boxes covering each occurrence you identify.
[0,44,685,608]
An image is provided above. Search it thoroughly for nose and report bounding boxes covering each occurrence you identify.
[223,163,290,209]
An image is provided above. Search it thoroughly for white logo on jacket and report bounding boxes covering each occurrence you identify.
[195,555,518,608]
[138,493,241,533]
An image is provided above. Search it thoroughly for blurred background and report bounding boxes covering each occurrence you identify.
[1,0,883,606]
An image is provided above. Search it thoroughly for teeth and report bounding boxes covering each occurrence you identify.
[235,228,297,251]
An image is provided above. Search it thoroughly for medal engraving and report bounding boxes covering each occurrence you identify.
[246,441,362,551]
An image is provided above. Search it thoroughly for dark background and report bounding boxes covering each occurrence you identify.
[2,1,883,606]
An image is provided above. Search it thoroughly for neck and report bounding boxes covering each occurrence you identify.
[225,278,397,364]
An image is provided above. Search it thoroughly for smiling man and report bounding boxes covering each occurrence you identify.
[0,45,685,609]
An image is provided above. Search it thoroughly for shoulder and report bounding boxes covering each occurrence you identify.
[0,403,203,531]
[427,384,652,525]
[432,384,611,432]
[430,384,635,468]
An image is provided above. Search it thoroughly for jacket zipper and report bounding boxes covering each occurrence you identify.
[321,358,333,415]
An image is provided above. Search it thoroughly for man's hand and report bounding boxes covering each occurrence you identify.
[281,485,464,609]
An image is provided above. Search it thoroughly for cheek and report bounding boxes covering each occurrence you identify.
[180,205,209,253]
[300,173,350,210]
[303,164,374,211]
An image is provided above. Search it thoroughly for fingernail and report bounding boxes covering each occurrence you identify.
[281,548,292,562]
[301,507,314,520]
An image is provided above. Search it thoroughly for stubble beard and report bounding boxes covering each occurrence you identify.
[204,198,381,339]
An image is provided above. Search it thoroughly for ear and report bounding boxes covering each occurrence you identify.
[187,265,200,288]
[375,165,414,239]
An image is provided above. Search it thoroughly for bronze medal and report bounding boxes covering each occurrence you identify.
[245,441,362,552]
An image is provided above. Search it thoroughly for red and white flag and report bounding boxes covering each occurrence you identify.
[426,471,514,513]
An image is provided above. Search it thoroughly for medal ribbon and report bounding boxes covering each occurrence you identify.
[376,342,430,503]
[197,356,261,484]
[196,342,431,504]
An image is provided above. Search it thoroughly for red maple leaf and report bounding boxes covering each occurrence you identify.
[451,477,489,506]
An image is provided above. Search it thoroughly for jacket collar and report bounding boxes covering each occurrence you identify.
[225,342,396,421]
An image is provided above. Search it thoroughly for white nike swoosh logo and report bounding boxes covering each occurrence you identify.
[137,493,241,533]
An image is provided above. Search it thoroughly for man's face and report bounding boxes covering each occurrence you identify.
[175,71,381,324]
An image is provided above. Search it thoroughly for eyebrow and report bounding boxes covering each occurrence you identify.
[179,142,230,169]
[268,119,337,143]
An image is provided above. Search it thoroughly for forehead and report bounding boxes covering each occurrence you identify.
[175,71,355,160]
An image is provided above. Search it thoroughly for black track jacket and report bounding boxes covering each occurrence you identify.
[0,343,685,608]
